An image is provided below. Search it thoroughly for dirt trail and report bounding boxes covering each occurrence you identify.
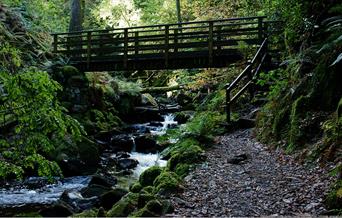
[167,129,335,217]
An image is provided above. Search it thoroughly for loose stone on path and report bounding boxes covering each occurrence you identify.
[167,129,336,217]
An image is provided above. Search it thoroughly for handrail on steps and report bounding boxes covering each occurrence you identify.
[225,38,268,122]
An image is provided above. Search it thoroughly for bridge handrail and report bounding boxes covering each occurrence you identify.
[225,38,268,122]
[51,16,267,36]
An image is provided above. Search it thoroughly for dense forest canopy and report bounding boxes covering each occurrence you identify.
[0,0,341,216]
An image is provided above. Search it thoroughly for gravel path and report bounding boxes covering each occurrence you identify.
[167,129,336,217]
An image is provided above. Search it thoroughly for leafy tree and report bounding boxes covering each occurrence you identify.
[0,70,84,180]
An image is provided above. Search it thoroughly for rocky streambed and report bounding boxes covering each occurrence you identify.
[0,114,179,217]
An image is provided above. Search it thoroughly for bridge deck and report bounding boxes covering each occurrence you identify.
[52,16,269,71]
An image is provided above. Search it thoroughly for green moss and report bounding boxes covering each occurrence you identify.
[153,171,182,194]
[167,145,205,171]
[326,180,342,211]
[137,193,156,209]
[72,209,98,217]
[175,164,191,178]
[140,186,155,194]
[130,182,143,193]
[139,166,163,187]
[288,96,311,151]
[62,65,80,76]
[14,212,42,217]
[107,193,139,217]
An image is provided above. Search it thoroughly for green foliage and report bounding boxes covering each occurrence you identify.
[2,0,69,32]
[186,111,225,137]
[0,71,84,180]
[0,42,22,72]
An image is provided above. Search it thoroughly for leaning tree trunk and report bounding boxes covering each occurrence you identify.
[69,0,83,32]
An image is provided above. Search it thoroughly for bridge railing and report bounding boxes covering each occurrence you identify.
[52,16,267,69]
[225,37,268,122]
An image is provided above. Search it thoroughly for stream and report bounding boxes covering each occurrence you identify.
[0,114,178,215]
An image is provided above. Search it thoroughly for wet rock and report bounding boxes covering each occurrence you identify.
[39,202,73,217]
[134,135,158,153]
[89,174,116,188]
[100,188,129,210]
[81,184,112,198]
[116,151,131,159]
[110,134,134,152]
[60,190,99,212]
[174,112,191,124]
[149,121,163,127]
[116,158,139,170]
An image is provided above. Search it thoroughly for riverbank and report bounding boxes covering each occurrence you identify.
[167,129,337,216]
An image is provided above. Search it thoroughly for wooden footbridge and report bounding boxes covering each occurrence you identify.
[52,16,275,72]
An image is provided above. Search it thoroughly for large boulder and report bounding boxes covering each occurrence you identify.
[100,188,129,210]
[116,158,139,170]
[88,174,116,188]
[134,135,158,153]
[107,193,139,217]
[110,134,135,152]
[139,166,163,187]
[81,184,112,198]
[39,202,73,217]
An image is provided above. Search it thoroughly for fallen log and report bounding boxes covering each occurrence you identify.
[140,85,184,93]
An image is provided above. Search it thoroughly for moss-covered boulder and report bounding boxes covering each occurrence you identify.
[140,186,156,195]
[139,166,163,187]
[131,199,173,217]
[153,171,182,195]
[72,209,98,217]
[167,145,205,171]
[138,193,156,208]
[107,193,139,217]
[129,182,143,193]
[100,188,128,210]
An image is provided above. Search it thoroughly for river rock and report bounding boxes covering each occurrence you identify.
[149,121,163,127]
[174,112,191,124]
[116,151,131,159]
[81,184,113,198]
[60,190,99,212]
[116,158,139,170]
[100,188,129,210]
[134,135,158,153]
[110,134,134,152]
[89,174,116,188]
[39,201,74,217]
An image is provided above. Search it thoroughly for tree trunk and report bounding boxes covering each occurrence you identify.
[176,0,182,24]
[69,0,83,32]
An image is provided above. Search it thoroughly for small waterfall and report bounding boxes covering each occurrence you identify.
[131,136,136,152]
[130,152,167,179]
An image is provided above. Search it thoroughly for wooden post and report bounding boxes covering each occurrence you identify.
[53,34,58,53]
[165,25,169,68]
[226,84,231,123]
[208,21,214,67]
[87,32,91,69]
[217,25,221,53]
[174,29,178,53]
[124,28,128,69]
[258,17,264,43]
[135,31,139,56]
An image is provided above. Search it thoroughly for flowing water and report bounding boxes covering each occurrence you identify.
[0,113,177,209]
